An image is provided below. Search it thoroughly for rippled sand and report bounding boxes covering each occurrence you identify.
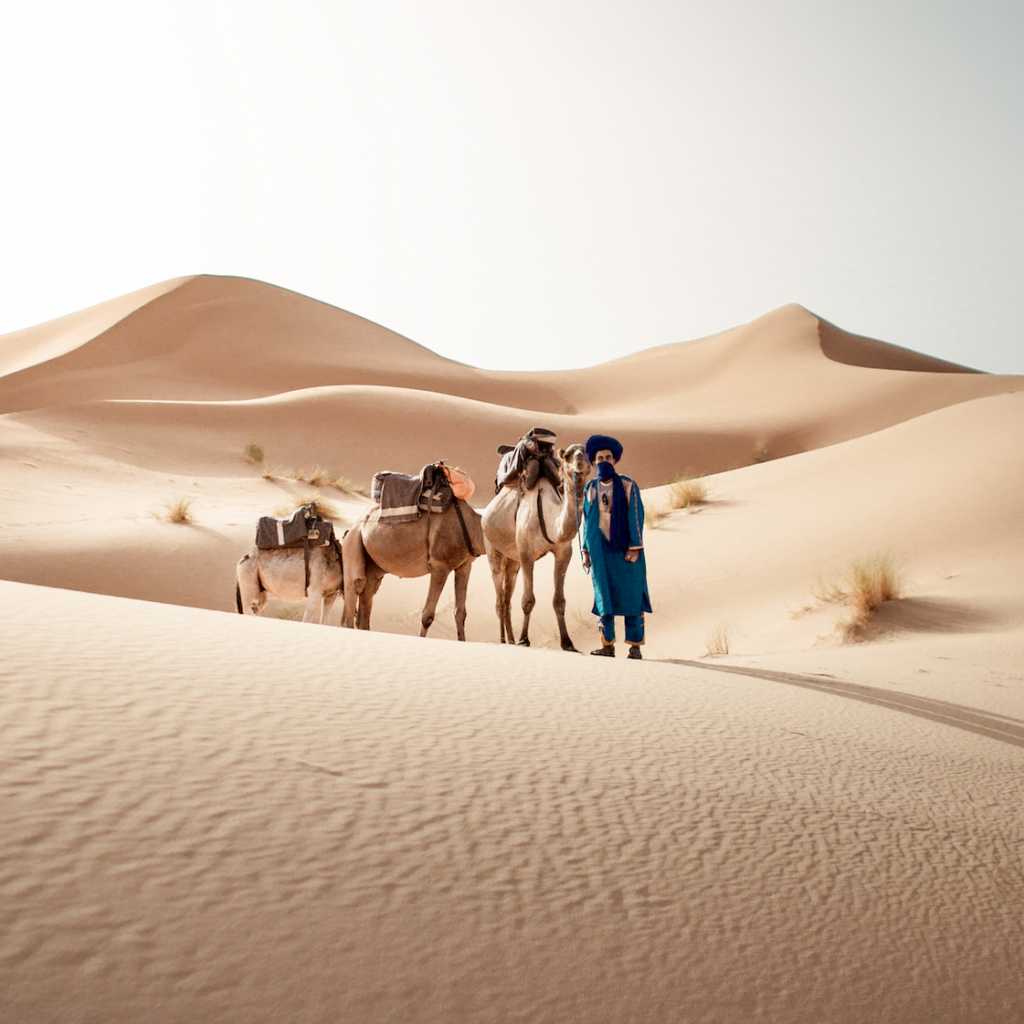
[3,583,1022,1023]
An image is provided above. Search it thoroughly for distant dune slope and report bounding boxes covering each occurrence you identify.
[1,276,1021,488]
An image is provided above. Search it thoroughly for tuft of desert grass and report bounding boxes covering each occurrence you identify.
[645,503,671,529]
[335,477,371,497]
[811,555,902,642]
[243,442,265,464]
[274,494,342,521]
[751,444,771,464]
[289,466,370,495]
[157,497,194,523]
[812,574,848,605]
[703,622,730,657]
[293,465,335,488]
[667,474,708,512]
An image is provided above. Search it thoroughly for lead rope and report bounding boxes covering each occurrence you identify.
[575,473,590,575]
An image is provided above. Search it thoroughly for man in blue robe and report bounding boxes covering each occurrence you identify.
[581,435,652,659]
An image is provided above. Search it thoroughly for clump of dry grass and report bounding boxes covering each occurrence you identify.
[292,465,334,487]
[839,556,902,641]
[243,442,265,464]
[156,497,194,523]
[274,494,342,521]
[335,476,371,497]
[667,474,708,512]
[808,556,902,641]
[645,503,671,529]
[288,465,370,495]
[703,622,730,657]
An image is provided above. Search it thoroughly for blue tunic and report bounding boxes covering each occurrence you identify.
[581,475,652,617]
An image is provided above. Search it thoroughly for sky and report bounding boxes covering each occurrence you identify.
[1,0,1022,373]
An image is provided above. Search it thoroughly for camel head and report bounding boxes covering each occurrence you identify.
[557,444,592,488]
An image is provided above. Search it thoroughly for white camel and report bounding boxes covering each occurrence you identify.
[481,442,591,651]
[235,540,343,624]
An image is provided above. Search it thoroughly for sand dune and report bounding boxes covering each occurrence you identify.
[2,277,1023,1022]
[2,277,1020,482]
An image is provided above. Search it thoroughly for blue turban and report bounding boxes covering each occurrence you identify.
[585,435,623,464]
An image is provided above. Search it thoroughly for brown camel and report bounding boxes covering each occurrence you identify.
[481,443,592,651]
[341,498,485,640]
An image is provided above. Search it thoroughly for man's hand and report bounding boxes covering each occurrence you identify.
[624,548,640,563]
[582,549,591,569]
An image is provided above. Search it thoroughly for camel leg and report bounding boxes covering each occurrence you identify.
[300,592,324,623]
[552,545,578,652]
[236,552,267,616]
[452,559,473,642]
[419,564,451,637]
[320,592,339,625]
[357,568,384,631]
[487,547,518,644]
[501,559,519,644]
[517,555,537,646]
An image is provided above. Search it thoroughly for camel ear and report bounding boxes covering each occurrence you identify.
[556,447,565,459]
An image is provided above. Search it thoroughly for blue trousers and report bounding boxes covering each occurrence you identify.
[599,614,644,645]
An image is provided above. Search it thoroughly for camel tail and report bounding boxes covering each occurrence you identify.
[235,582,243,614]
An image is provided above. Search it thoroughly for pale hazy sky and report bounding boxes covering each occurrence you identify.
[2,0,1021,372]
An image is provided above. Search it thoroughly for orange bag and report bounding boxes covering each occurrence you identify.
[439,461,475,501]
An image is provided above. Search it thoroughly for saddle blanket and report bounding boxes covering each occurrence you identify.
[373,464,454,525]
[255,505,334,549]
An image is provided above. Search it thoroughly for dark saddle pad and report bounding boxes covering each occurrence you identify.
[494,427,560,493]
[373,463,454,524]
[256,504,335,549]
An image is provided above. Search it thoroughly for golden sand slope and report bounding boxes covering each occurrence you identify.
[2,581,1022,1024]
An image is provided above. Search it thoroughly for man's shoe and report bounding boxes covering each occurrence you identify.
[590,645,615,657]
[627,645,642,660]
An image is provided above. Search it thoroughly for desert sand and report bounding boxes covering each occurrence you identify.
[2,276,1022,1022]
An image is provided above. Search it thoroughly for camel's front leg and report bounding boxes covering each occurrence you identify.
[452,559,473,641]
[501,558,519,644]
[551,544,578,651]
[419,564,450,637]
[486,545,511,643]
[342,579,363,628]
[517,555,537,646]
[357,570,384,631]
[320,592,340,625]
[300,593,324,623]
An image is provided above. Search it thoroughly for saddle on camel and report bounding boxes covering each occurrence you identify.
[493,427,562,495]
[371,461,478,552]
[254,502,341,595]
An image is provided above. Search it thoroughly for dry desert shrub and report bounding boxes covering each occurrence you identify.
[274,494,342,521]
[243,442,265,464]
[157,497,194,523]
[667,474,708,512]
[293,464,334,487]
[704,622,730,657]
[336,476,371,496]
[289,465,370,495]
[840,556,902,641]
[809,555,902,642]
[645,503,671,529]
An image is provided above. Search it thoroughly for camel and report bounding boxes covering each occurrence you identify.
[481,442,592,651]
[341,497,485,640]
[235,540,343,624]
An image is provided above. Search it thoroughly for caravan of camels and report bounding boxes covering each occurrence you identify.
[235,429,600,650]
